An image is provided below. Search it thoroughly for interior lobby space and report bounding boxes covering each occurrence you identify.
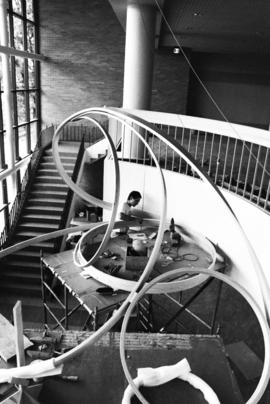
[0,1,270,403]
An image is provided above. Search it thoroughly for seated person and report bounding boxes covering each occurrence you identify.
[118,191,142,234]
[120,190,142,221]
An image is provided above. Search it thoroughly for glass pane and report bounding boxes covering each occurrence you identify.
[29,91,36,120]
[20,161,28,186]
[6,15,11,46]
[17,92,26,123]
[15,57,25,89]
[27,23,35,53]
[0,208,5,234]
[26,0,34,20]
[13,16,23,50]
[30,121,38,150]
[18,125,27,157]
[28,59,35,88]
[0,132,4,169]
[12,0,22,14]
[4,133,12,163]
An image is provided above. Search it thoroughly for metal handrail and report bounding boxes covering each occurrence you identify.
[114,119,270,214]
[54,135,86,251]
[0,134,44,248]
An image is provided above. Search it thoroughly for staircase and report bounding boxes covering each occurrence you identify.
[0,142,80,298]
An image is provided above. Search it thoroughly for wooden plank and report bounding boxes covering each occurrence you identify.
[13,301,25,367]
[225,341,263,380]
[0,313,32,362]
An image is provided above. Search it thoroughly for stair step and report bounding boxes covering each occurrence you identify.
[45,149,78,158]
[32,183,68,192]
[3,259,40,269]
[21,213,61,223]
[30,189,67,200]
[24,205,63,215]
[39,162,75,171]
[37,169,73,177]
[13,240,55,251]
[35,175,66,184]
[42,155,76,164]
[18,222,59,230]
[0,280,41,295]
[12,250,41,259]
[0,268,41,280]
[16,230,56,239]
[27,198,65,208]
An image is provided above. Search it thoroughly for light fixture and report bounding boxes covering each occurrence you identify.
[173,47,180,54]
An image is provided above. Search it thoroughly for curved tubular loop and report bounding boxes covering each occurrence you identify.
[72,112,161,268]
[0,106,269,400]
[71,115,120,267]
[73,219,217,294]
[121,358,220,404]
[119,267,270,404]
[99,106,270,319]
[72,110,217,292]
[52,114,113,210]
[72,114,169,286]
[52,108,169,365]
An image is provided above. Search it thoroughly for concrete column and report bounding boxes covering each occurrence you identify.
[122,1,156,160]
[0,0,16,192]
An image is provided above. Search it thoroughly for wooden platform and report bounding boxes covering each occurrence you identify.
[23,331,243,404]
[41,250,128,329]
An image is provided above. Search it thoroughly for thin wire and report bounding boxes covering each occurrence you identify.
[151,0,270,178]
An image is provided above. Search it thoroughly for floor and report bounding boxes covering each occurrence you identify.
[0,274,269,403]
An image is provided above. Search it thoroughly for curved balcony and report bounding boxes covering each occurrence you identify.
[115,109,270,214]
[78,107,269,314]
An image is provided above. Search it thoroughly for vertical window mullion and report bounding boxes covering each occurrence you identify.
[8,5,20,161]
[0,91,7,170]
[22,0,31,154]
[33,0,41,136]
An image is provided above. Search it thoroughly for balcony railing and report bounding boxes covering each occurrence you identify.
[114,109,270,213]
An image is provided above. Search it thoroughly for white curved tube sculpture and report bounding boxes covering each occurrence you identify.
[0,107,269,404]
[119,267,270,404]
[121,358,220,404]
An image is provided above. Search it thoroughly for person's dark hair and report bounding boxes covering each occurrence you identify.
[127,190,142,201]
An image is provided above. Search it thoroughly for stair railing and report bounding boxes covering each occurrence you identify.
[0,134,45,249]
[54,135,86,252]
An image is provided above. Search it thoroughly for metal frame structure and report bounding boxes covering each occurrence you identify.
[40,255,125,332]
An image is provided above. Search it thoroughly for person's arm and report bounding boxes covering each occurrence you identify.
[120,211,134,221]
[120,212,143,224]
[120,202,143,223]
[120,202,132,221]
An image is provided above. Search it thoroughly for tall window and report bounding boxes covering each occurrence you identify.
[0,0,40,233]
[7,0,40,158]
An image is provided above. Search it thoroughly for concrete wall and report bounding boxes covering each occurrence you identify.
[39,0,190,125]
[187,53,270,129]
[103,158,270,310]
[152,51,190,114]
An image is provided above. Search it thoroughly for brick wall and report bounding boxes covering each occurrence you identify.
[40,0,125,125]
[39,0,190,125]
